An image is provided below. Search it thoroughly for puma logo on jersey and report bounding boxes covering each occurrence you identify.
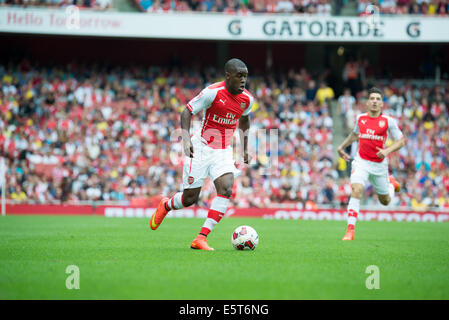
[219,99,226,105]
[361,120,366,125]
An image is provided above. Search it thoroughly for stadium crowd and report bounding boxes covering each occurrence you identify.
[135,0,333,15]
[0,0,333,14]
[358,0,449,15]
[1,59,448,210]
[0,0,112,10]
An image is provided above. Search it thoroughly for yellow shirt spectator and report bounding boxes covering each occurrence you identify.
[3,74,13,84]
[26,90,34,100]
[155,77,167,86]
[97,121,108,132]
[411,197,427,211]
[337,157,347,171]
[424,121,434,130]
[110,170,119,179]
[170,97,179,108]
[315,85,335,105]
[11,191,27,202]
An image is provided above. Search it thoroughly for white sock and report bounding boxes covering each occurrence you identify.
[200,196,230,235]
[347,197,360,227]
[388,183,395,200]
[202,218,218,232]
[167,192,185,211]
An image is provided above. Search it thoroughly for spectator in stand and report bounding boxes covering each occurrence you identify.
[338,88,357,131]
[315,81,335,106]
[317,0,332,14]
[139,0,154,10]
[250,0,266,12]
[322,177,336,204]
[305,80,318,102]
[275,0,295,12]
[381,0,398,13]
[437,187,449,208]
[343,58,360,96]
[93,0,111,10]
[411,192,428,211]
[188,0,201,10]
[409,0,421,13]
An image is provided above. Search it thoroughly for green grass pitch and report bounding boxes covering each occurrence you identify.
[1,215,448,300]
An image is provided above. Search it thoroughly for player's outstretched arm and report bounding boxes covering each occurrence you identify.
[337,132,359,162]
[239,115,250,164]
[181,108,194,157]
[375,136,406,159]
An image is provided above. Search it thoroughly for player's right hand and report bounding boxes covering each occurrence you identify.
[183,139,194,158]
[338,147,351,162]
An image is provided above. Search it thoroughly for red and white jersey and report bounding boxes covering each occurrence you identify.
[353,113,403,163]
[186,81,254,149]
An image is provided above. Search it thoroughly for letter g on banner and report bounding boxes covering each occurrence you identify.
[228,19,242,36]
[407,22,420,38]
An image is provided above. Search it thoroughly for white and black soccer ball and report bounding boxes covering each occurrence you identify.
[231,225,259,250]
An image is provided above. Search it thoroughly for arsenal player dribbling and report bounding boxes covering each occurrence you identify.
[149,58,254,251]
[338,87,406,241]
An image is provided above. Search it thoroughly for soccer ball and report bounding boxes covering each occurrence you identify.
[231,225,259,250]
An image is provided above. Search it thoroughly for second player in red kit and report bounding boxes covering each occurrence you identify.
[338,87,405,241]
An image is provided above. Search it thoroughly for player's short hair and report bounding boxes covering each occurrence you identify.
[225,58,247,74]
[367,87,383,99]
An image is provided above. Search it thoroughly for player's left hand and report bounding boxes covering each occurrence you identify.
[376,147,389,159]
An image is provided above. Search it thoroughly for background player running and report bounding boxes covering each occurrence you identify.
[338,87,405,241]
[149,58,254,251]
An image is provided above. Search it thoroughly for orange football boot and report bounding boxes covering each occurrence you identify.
[149,197,169,230]
[389,175,401,193]
[190,234,215,251]
[342,227,355,241]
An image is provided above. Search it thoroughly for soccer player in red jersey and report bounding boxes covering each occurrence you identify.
[149,58,254,250]
[337,87,405,241]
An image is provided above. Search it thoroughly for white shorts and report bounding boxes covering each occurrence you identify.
[182,135,240,189]
[350,156,390,195]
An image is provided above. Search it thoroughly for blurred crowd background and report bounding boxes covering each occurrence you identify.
[2,0,448,16]
[3,0,447,16]
[0,0,334,14]
[1,58,448,210]
[135,0,333,14]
